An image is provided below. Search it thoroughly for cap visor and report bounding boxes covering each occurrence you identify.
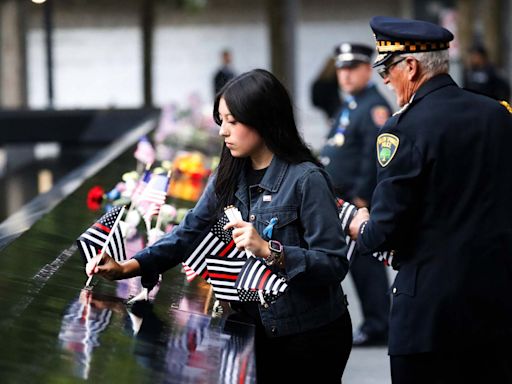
[372,53,392,68]
[336,60,367,69]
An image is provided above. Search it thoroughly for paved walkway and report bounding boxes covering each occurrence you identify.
[341,270,396,384]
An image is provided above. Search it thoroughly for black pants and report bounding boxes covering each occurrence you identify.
[254,310,353,384]
[350,252,390,336]
[390,345,512,384]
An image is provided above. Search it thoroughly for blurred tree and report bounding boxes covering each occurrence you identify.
[142,0,154,108]
[265,0,297,97]
[0,0,28,108]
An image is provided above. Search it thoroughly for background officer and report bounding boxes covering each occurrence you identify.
[463,42,510,101]
[320,42,391,346]
[349,16,512,383]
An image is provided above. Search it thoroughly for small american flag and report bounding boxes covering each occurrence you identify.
[134,136,155,165]
[137,173,169,221]
[131,166,152,204]
[182,263,198,281]
[76,205,126,264]
[234,256,288,303]
[182,213,246,282]
[336,198,394,266]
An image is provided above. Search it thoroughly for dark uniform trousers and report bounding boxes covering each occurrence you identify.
[349,252,390,336]
[390,342,512,384]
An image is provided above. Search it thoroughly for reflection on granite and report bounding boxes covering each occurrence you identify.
[56,287,255,383]
[58,290,116,380]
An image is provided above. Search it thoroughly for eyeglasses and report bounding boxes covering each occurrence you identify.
[377,57,406,79]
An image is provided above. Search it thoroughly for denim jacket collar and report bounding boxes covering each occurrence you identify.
[259,155,289,192]
[234,156,289,207]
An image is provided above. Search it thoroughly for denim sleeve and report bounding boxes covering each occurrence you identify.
[284,168,350,285]
[134,174,217,278]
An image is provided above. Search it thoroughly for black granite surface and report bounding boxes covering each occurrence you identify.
[0,126,255,384]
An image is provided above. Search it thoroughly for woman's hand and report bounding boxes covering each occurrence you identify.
[85,253,141,281]
[224,220,271,259]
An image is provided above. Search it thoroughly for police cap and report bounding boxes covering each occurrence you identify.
[334,43,374,69]
[370,16,454,67]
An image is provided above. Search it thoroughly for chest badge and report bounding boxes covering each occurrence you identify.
[377,133,400,167]
[263,194,272,202]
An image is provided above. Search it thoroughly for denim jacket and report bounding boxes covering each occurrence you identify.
[134,156,350,337]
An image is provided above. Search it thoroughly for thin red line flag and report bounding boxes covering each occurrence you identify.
[77,206,126,264]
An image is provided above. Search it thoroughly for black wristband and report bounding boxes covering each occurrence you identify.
[359,220,369,236]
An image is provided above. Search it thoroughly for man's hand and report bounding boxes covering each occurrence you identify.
[224,220,271,259]
[348,207,370,240]
[352,197,369,208]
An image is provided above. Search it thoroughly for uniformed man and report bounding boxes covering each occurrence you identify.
[319,42,392,346]
[349,16,512,383]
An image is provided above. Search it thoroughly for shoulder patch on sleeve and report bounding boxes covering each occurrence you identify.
[500,100,512,114]
[377,133,400,167]
[371,105,390,127]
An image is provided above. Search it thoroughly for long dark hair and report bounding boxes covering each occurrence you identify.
[212,69,320,213]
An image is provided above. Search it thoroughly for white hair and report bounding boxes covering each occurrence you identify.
[396,50,450,78]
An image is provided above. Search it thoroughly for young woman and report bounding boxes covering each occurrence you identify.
[87,69,353,383]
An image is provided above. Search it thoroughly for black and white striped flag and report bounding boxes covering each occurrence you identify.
[183,207,289,304]
[372,249,394,267]
[77,206,126,264]
[336,198,394,267]
[182,213,246,282]
[234,256,288,304]
[205,256,247,301]
[337,199,358,262]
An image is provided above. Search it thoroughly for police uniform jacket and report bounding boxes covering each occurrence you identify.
[320,84,391,202]
[358,74,512,355]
